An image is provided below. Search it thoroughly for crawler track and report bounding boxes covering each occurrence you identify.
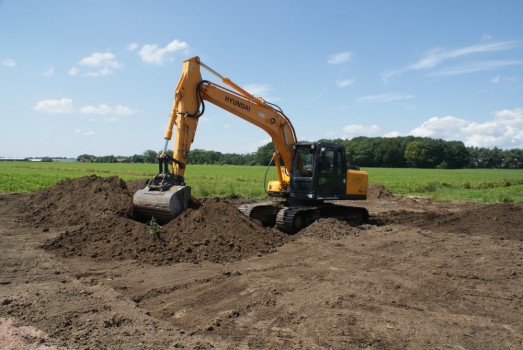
[238,201,369,234]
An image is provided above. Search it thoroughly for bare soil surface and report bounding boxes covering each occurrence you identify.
[1,176,522,349]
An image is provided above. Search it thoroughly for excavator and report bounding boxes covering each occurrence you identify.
[133,56,369,233]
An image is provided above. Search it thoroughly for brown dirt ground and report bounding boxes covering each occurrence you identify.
[0,176,522,349]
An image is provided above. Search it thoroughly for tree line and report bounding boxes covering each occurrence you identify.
[339,136,522,169]
[77,136,523,169]
[314,136,520,169]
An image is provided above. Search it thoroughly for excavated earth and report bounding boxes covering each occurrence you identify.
[0,175,522,349]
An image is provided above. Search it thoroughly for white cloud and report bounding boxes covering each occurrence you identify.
[42,66,54,77]
[69,52,123,76]
[80,104,135,116]
[410,116,469,138]
[430,60,523,77]
[327,52,353,65]
[357,93,414,103]
[409,108,523,148]
[2,58,16,68]
[336,108,523,148]
[411,41,518,70]
[79,52,118,67]
[75,129,95,137]
[336,79,354,88]
[138,39,189,64]
[68,67,79,76]
[342,124,381,139]
[33,98,73,113]
[127,42,138,51]
[384,131,401,137]
[258,138,272,146]
[493,107,523,124]
[242,83,281,102]
[34,98,136,117]
[244,83,271,97]
[491,75,517,84]
[382,40,519,82]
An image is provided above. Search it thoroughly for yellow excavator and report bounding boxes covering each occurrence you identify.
[133,56,369,233]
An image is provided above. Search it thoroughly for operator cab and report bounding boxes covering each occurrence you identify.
[290,142,347,201]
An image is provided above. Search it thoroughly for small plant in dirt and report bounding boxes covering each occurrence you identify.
[147,217,162,241]
[195,244,209,258]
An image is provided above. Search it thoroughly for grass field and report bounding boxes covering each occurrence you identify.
[1,161,522,203]
[368,168,523,203]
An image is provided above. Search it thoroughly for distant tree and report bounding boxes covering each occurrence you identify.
[187,149,255,165]
[143,150,158,163]
[376,137,406,167]
[423,138,446,168]
[187,149,205,164]
[444,141,470,169]
[131,154,145,163]
[77,154,96,162]
[95,155,116,163]
[346,137,380,166]
[40,157,53,162]
[254,142,275,166]
[503,149,523,168]
[404,138,446,168]
[404,140,428,168]
[487,147,504,168]
[469,147,504,168]
[320,138,350,148]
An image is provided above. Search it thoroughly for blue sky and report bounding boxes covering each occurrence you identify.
[1,0,522,158]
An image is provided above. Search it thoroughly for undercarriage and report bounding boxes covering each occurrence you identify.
[238,200,369,234]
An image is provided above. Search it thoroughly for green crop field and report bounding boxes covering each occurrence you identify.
[1,161,522,203]
[368,168,523,203]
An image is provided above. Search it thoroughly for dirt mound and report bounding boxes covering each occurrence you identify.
[367,183,394,200]
[381,203,523,240]
[29,175,133,227]
[38,176,292,265]
[300,217,361,239]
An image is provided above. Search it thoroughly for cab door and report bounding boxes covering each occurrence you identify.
[315,146,346,198]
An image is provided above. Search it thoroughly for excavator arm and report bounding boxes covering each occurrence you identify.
[162,56,297,192]
[133,56,298,222]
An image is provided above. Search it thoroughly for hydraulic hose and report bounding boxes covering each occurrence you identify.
[186,80,209,118]
[263,156,275,193]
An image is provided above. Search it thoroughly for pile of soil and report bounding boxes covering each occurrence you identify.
[35,176,292,265]
[366,183,395,200]
[300,217,362,240]
[29,175,133,226]
[381,204,522,241]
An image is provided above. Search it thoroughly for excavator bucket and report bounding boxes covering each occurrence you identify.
[133,185,191,224]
